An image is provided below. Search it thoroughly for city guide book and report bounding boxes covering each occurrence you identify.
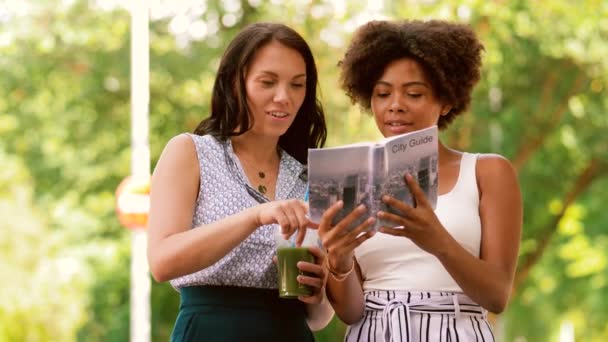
[307,125,438,231]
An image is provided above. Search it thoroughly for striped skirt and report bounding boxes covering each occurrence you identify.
[345,291,495,342]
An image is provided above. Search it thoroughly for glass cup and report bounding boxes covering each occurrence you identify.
[275,227,319,298]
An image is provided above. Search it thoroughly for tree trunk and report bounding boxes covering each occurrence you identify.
[512,70,586,172]
[512,158,605,294]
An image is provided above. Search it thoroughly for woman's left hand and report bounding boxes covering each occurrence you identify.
[296,246,327,304]
[378,173,449,256]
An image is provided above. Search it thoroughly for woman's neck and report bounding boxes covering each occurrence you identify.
[438,141,459,161]
[230,133,280,166]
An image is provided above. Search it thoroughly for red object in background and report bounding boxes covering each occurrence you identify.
[115,176,150,230]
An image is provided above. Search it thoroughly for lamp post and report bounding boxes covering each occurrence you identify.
[116,175,151,342]
[115,0,151,341]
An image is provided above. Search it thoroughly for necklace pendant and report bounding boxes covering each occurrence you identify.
[258,184,267,194]
[258,171,265,179]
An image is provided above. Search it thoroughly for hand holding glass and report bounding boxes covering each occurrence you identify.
[275,227,319,298]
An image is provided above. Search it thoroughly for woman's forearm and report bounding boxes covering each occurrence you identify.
[305,294,335,331]
[148,206,261,282]
[325,270,366,325]
[436,236,513,313]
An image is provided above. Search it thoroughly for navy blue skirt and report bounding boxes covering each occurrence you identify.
[171,286,314,342]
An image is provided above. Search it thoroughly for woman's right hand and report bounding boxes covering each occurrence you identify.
[252,199,315,246]
[318,201,376,274]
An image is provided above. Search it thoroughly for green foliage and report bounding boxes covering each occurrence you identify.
[1,0,607,341]
[0,147,97,340]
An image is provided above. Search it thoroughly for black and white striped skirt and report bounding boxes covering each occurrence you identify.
[345,291,495,342]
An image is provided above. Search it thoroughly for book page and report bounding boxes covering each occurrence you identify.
[307,126,438,231]
[369,144,386,228]
[308,145,372,228]
[377,126,438,228]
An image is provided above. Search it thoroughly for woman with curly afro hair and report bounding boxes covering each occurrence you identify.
[317,20,522,341]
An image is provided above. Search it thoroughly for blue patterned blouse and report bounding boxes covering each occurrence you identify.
[169,134,307,289]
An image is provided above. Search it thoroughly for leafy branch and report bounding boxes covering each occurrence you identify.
[512,64,587,172]
[512,157,607,294]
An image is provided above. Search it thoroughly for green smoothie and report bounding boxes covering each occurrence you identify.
[277,247,314,298]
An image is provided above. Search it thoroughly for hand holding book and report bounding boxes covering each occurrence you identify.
[307,126,438,231]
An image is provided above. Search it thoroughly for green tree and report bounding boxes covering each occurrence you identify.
[1,0,607,341]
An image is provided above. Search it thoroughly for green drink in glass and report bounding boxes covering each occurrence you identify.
[277,246,314,298]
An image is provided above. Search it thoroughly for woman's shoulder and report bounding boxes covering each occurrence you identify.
[165,133,195,150]
[475,153,514,170]
[177,132,218,144]
[167,133,223,152]
[153,134,201,185]
[160,134,198,164]
[474,153,518,186]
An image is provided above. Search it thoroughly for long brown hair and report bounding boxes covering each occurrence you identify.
[194,22,327,164]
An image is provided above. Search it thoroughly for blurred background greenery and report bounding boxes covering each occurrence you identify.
[1,0,607,341]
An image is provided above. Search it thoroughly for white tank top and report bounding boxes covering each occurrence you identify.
[355,152,481,292]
